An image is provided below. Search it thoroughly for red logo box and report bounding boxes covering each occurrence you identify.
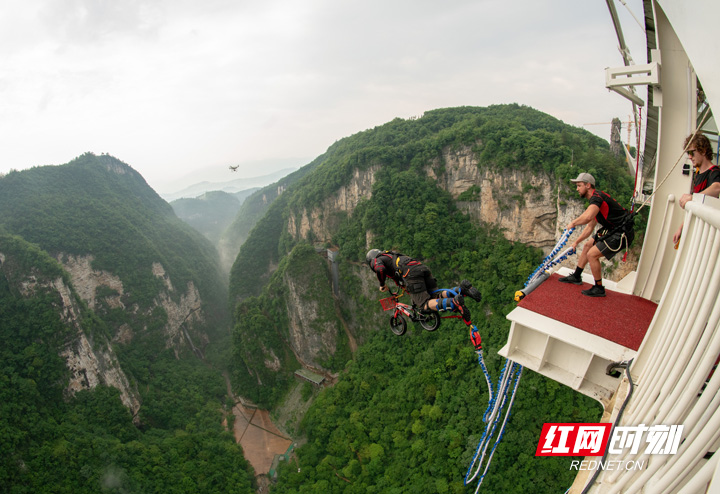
[536,423,612,456]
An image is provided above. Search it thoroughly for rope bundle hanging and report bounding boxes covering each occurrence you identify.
[464,355,523,494]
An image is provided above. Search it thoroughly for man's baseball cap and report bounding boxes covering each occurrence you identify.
[570,172,595,185]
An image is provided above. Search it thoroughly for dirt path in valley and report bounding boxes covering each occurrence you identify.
[233,402,292,475]
[223,373,293,478]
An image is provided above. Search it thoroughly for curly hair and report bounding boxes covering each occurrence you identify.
[684,133,715,161]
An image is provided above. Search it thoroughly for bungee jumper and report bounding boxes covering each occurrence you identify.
[365,250,523,492]
[365,248,481,326]
[365,249,521,492]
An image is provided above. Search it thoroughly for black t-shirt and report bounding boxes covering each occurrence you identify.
[588,190,629,229]
[693,165,720,193]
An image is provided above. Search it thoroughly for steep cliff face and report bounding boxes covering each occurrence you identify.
[427,146,585,249]
[156,280,206,357]
[285,146,583,253]
[58,254,208,357]
[287,166,380,241]
[12,261,141,418]
[60,254,125,310]
[284,272,339,371]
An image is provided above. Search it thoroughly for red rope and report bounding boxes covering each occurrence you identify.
[624,107,642,263]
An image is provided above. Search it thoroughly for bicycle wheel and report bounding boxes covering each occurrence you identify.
[419,311,440,332]
[390,315,407,336]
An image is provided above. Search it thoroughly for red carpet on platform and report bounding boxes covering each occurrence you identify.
[518,274,658,351]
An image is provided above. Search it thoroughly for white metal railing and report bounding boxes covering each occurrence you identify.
[585,196,720,493]
[637,194,678,300]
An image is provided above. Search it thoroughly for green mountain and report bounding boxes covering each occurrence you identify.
[0,153,254,493]
[217,163,321,274]
[171,188,259,248]
[0,153,227,321]
[0,105,637,493]
[226,105,635,492]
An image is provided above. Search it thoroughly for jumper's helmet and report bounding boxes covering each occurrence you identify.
[365,249,382,267]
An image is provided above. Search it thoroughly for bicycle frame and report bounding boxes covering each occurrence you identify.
[379,284,442,334]
[391,300,415,320]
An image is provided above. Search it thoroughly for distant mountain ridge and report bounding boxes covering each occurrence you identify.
[170,188,259,249]
[159,167,298,201]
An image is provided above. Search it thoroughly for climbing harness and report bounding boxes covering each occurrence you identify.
[515,228,576,302]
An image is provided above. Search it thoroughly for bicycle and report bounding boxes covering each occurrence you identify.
[378,282,441,335]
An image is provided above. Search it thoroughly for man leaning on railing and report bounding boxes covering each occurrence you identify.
[673,134,720,246]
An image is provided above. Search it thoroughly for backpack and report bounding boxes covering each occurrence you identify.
[381,250,422,279]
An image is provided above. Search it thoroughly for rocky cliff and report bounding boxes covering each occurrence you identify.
[286,144,584,254]
[59,254,208,358]
[284,144,636,278]
[428,146,585,250]
[287,166,380,242]
[3,248,142,419]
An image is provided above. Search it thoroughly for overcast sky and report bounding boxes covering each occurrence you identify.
[0,0,647,193]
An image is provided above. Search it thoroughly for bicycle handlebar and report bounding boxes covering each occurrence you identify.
[386,280,406,298]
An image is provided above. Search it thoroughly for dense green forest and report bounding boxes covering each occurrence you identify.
[0,155,254,493]
[0,104,637,493]
[0,233,254,493]
[225,105,630,493]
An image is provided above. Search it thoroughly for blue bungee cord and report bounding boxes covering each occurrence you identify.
[471,326,494,405]
[525,228,575,286]
[464,359,523,493]
[470,364,523,493]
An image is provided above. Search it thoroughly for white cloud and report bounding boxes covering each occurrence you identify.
[0,0,648,190]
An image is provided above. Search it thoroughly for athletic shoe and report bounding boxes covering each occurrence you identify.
[559,274,583,285]
[460,280,482,302]
[454,295,472,324]
[582,285,606,297]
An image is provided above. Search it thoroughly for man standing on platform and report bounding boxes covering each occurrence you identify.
[558,173,634,297]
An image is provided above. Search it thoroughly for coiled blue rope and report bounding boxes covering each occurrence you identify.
[525,228,575,286]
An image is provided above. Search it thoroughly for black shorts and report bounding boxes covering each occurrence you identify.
[595,228,635,260]
[403,264,438,308]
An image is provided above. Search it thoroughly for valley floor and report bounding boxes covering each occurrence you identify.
[232,402,293,474]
